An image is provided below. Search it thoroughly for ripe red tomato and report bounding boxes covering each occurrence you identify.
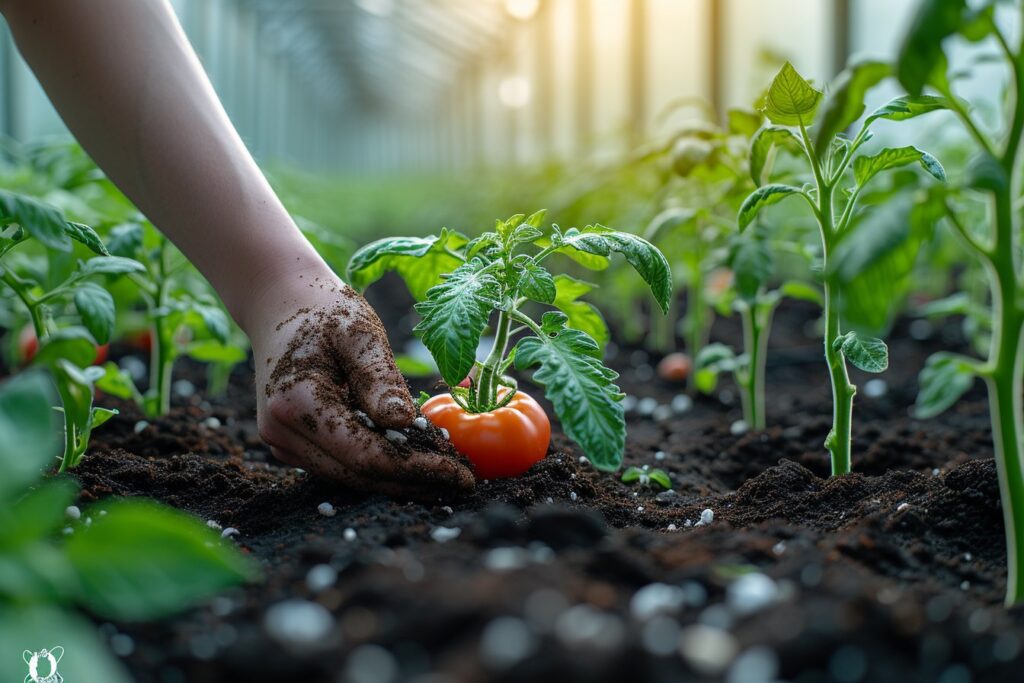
[128,329,153,353]
[93,344,109,365]
[421,390,551,479]
[657,352,692,383]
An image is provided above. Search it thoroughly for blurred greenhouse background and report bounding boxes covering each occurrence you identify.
[0,0,936,174]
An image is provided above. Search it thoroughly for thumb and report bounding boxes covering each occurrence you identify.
[334,297,416,429]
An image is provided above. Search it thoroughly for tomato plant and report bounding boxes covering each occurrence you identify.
[421,389,550,478]
[896,0,1024,606]
[348,211,671,472]
[0,189,143,471]
[18,324,108,365]
[93,221,245,416]
[739,61,949,474]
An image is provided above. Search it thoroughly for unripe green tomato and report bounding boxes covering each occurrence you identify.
[671,138,714,177]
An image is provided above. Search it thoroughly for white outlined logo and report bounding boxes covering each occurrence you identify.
[22,647,64,683]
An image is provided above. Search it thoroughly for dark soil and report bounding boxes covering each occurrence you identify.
[68,284,1024,683]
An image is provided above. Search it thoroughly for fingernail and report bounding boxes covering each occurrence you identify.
[381,394,413,422]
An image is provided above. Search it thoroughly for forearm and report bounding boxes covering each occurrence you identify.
[1,0,326,332]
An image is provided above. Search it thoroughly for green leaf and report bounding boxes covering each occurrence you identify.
[518,262,556,304]
[192,303,230,344]
[414,259,500,386]
[738,184,802,231]
[695,343,738,374]
[621,466,642,483]
[346,229,469,300]
[0,372,60,500]
[780,281,824,306]
[897,0,976,95]
[864,95,951,126]
[80,255,146,276]
[552,275,609,348]
[94,362,143,403]
[749,126,803,186]
[557,226,672,313]
[915,352,976,419]
[0,479,77,549]
[648,469,672,490]
[916,292,972,318]
[759,62,823,127]
[65,499,257,621]
[728,232,773,300]
[91,407,118,429]
[185,340,247,363]
[515,321,624,471]
[105,222,143,258]
[0,189,70,251]
[966,152,1007,192]
[644,207,698,241]
[33,327,98,369]
[853,146,946,186]
[814,60,891,158]
[64,221,109,255]
[0,605,133,683]
[73,282,116,345]
[394,354,436,377]
[727,108,763,137]
[834,332,888,373]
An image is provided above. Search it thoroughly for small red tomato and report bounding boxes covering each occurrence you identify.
[457,377,472,388]
[93,344,109,365]
[128,329,153,353]
[18,324,38,362]
[658,352,692,383]
[421,390,551,479]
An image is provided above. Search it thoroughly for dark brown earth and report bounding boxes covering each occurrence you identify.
[67,284,1024,683]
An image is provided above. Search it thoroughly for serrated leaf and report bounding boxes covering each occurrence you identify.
[558,226,672,313]
[814,60,891,158]
[414,259,500,386]
[760,62,823,127]
[915,352,976,419]
[738,184,801,231]
[853,146,946,186]
[834,332,888,373]
[106,222,144,258]
[0,189,70,251]
[552,275,609,348]
[80,255,146,276]
[864,95,951,126]
[64,221,109,255]
[518,262,556,303]
[73,282,116,345]
[515,323,624,471]
[346,229,468,300]
[750,126,803,186]
[540,310,570,336]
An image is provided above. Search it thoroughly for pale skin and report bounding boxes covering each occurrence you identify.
[1,0,474,495]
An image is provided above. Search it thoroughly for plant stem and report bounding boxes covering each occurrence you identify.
[475,309,512,409]
[684,272,707,391]
[149,245,173,416]
[739,300,775,430]
[822,276,856,475]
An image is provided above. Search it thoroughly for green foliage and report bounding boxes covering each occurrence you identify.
[0,373,255,681]
[348,212,671,470]
[915,352,978,419]
[759,62,823,127]
[621,466,672,490]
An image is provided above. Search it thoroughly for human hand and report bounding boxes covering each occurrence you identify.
[247,264,475,497]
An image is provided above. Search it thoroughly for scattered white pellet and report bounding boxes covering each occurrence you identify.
[961,580,971,591]
[579,456,587,464]
[730,420,749,436]
[653,405,673,422]
[964,553,973,561]
[343,527,357,542]
[631,583,687,620]
[384,429,408,445]
[441,505,454,515]
[221,527,240,539]
[684,519,693,528]
[636,397,659,416]
[84,517,92,527]
[431,526,462,543]
[485,546,530,571]
[99,510,107,516]
[897,502,910,512]
[570,491,578,502]
[772,541,787,556]
[671,394,693,415]
[667,523,678,531]
[305,564,338,592]
[637,506,645,513]
[932,468,941,477]
[695,509,714,527]
[546,497,553,504]
[65,505,81,520]
[654,450,666,461]
[439,428,450,440]
[317,502,336,518]
[354,410,375,429]
[678,625,739,676]
[412,416,429,430]
[133,420,149,434]
[206,519,223,530]
[62,527,74,535]
[172,379,196,398]
[727,573,779,615]
[864,379,888,398]
[203,416,222,429]
[263,600,334,649]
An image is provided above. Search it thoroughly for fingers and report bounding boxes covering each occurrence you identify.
[332,292,416,429]
[266,379,474,496]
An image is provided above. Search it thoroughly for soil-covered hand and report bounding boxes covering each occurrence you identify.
[248,267,474,497]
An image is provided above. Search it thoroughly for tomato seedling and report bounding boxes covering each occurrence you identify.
[95,221,244,416]
[740,61,948,474]
[621,465,672,490]
[0,189,143,470]
[899,0,1024,606]
[347,211,671,474]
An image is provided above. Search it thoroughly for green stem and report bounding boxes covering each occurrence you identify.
[822,276,856,475]
[684,272,707,391]
[149,245,173,416]
[475,309,512,410]
[739,300,775,430]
